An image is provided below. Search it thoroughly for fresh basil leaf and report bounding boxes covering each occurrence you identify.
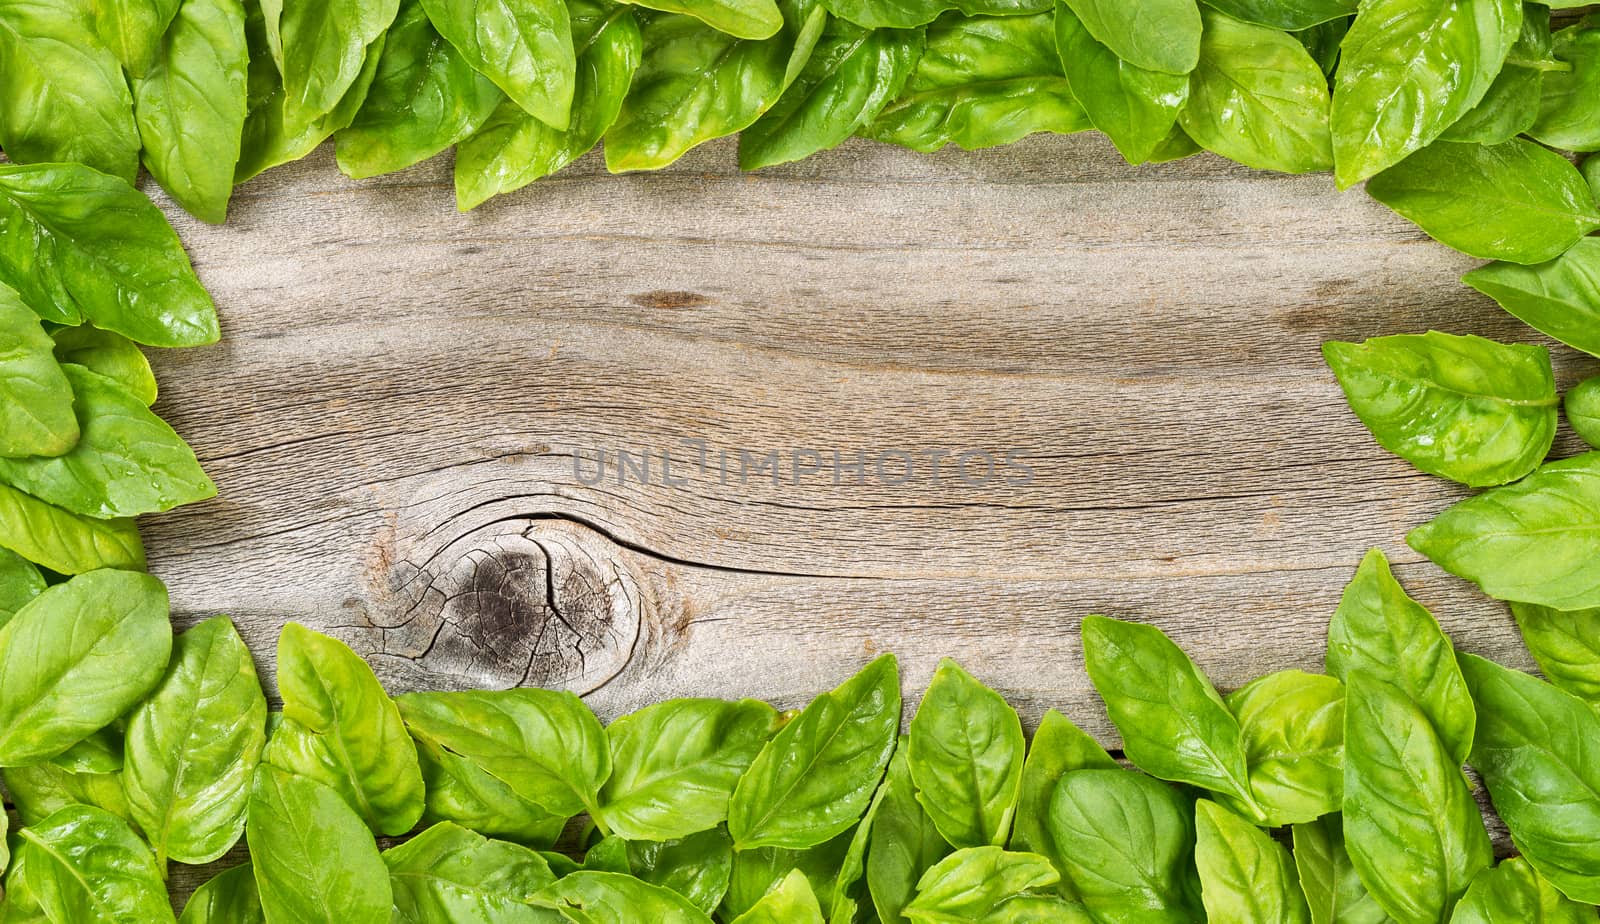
[1054,1,1188,165]
[1452,857,1592,924]
[740,19,923,169]
[1463,238,1600,358]
[827,753,891,924]
[1291,814,1389,924]
[903,847,1061,922]
[1058,0,1202,74]
[0,482,144,575]
[1330,0,1521,187]
[596,697,777,841]
[93,0,182,76]
[419,0,574,130]
[123,616,267,866]
[247,765,393,924]
[1568,376,1600,448]
[49,326,156,408]
[1530,18,1600,152]
[582,835,632,874]
[1368,138,1600,263]
[1440,4,1553,144]
[0,364,216,518]
[625,0,781,38]
[411,729,569,846]
[868,741,952,924]
[1200,0,1353,30]
[334,0,503,179]
[726,824,854,916]
[3,761,135,829]
[0,2,140,182]
[819,0,1044,31]
[1510,601,1600,703]
[533,871,714,923]
[1194,799,1312,923]
[267,0,400,129]
[0,546,44,625]
[1584,152,1599,198]
[51,724,124,774]
[728,653,899,850]
[1225,670,1344,826]
[0,284,77,459]
[0,163,219,345]
[1046,769,1202,923]
[1342,672,1491,924]
[1408,452,1600,610]
[863,11,1089,152]
[1458,652,1600,903]
[627,828,734,914]
[0,570,170,767]
[730,869,824,924]
[384,821,559,923]
[1080,615,1263,819]
[1008,709,1115,897]
[263,623,425,835]
[11,806,174,924]
[906,659,1024,849]
[1179,8,1333,173]
[1295,17,1348,77]
[178,863,264,924]
[1323,332,1559,487]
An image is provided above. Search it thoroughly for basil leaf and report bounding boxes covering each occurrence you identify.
[1463,238,1600,358]
[92,0,182,76]
[123,616,267,866]
[1330,0,1521,187]
[0,482,144,575]
[1179,9,1333,173]
[397,687,610,819]
[247,765,393,924]
[1440,4,1552,144]
[864,11,1090,153]
[1194,800,1312,923]
[1054,1,1188,165]
[1295,17,1349,77]
[0,365,215,518]
[1200,0,1353,30]
[905,659,1024,850]
[730,869,823,924]
[1368,139,1600,264]
[1342,672,1491,924]
[0,570,170,767]
[52,724,124,774]
[0,163,218,345]
[1226,670,1344,826]
[597,697,777,841]
[868,741,952,924]
[1046,769,1202,922]
[582,835,631,874]
[819,0,1044,30]
[50,326,156,408]
[1510,601,1600,703]
[178,864,264,924]
[411,730,569,846]
[728,653,900,850]
[3,762,135,829]
[1008,709,1115,896]
[740,19,923,169]
[1452,857,1592,924]
[625,0,781,38]
[904,847,1061,921]
[1080,615,1262,819]
[12,806,174,924]
[384,821,559,922]
[267,0,400,129]
[263,623,425,835]
[0,2,140,181]
[1584,152,1599,198]
[1529,19,1600,152]
[726,826,854,917]
[0,285,77,459]
[1323,332,1559,487]
[419,0,574,130]
[1458,652,1600,903]
[1568,377,1600,448]
[627,828,735,914]
[1058,0,1202,74]
[1408,452,1600,610]
[533,871,713,923]
[0,547,44,624]
[334,0,503,180]
[1291,814,1389,924]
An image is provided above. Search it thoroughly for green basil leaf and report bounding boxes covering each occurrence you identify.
[0,482,144,575]
[178,864,264,924]
[1225,670,1344,826]
[12,806,174,924]
[740,19,923,169]
[728,653,900,850]
[907,659,1025,849]
[50,326,156,408]
[384,821,559,922]
[1452,857,1592,924]
[1295,17,1349,77]
[1408,452,1600,610]
[1367,138,1600,264]
[1194,799,1312,923]
[1179,8,1333,173]
[1323,332,1559,487]
[1462,238,1600,358]
[627,828,734,914]
[1058,0,1201,74]
[0,2,140,182]
[730,869,823,924]
[51,725,124,774]
[863,11,1090,153]
[1054,1,1188,165]
[1530,19,1600,152]
[0,365,216,518]
[819,0,1045,31]
[0,163,218,345]
[596,697,777,841]
[1568,376,1600,448]
[92,0,181,76]
[1046,769,1201,923]
[0,570,170,767]
[397,687,610,819]
[727,828,854,916]
[1200,0,1353,30]
[1439,4,1552,144]
[1008,709,1115,897]
[123,616,267,866]
[419,0,574,130]
[263,623,425,835]
[267,0,400,129]
[133,0,250,224]
[1584,152,1599,197]
[334,0,503,180]
[1458,652,1600,903]
[0,546,44,625]
[1330,0,1520,187]
[583,835,632,874]
[1080,615,1262,819]
[904,847,1060,922]
[247,765,393,924]
[1510,601,1600,703]
[624,0,781,38]
[1341,672,1491,924]
[1291,814,1389,924]
[4,762,134,829]
[868,741,952,924]
[532,871,714,923]
[411,730,569,846]
[0,284,77,459]
[828,752,891,924]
